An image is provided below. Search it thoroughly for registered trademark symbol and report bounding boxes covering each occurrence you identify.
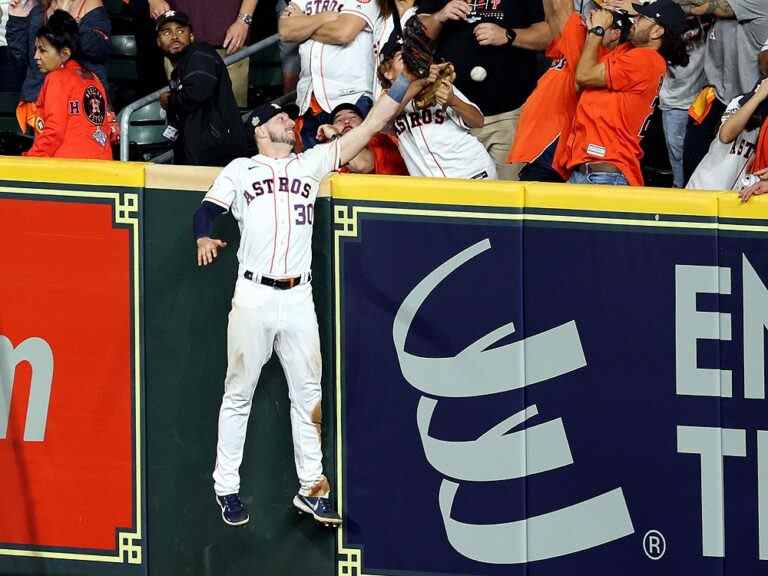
[643,530,666,560]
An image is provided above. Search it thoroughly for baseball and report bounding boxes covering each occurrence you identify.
[470,66,487,82]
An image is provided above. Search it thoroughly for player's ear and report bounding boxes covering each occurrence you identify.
[254,125,269,141]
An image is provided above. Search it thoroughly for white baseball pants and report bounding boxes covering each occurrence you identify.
[213,279,324,497]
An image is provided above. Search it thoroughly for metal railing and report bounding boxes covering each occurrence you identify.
[118,33,280,162]
[149,90,296,164]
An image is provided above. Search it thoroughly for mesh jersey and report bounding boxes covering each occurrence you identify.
[203,140,341,277]
[686,96,759,191]
[391,85,496,178]
[295,0,380,114]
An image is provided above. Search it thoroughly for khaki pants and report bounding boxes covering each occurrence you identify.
[470,106,522,181]
[164,50,250,108]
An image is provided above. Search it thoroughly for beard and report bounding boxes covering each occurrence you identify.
[272,131,296,146]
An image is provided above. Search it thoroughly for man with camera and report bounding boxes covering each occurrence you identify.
[561,0,689,186]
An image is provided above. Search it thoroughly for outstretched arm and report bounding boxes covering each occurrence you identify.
[337,77,418,165]
[544,0,573,38]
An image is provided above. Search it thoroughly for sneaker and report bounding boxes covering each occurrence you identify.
[293,494,342,526]
[216,494,249,526]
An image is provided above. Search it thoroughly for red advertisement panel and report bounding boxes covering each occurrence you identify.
[0,196,134,553]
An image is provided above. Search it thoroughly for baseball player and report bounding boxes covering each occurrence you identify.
[378,39,496,179]
[193,72,421,527]
[278,0,380,149]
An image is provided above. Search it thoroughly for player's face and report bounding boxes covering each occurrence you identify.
[332,110,362,135]
[157,22,193,55]
[34,37,69,73]
[264,113,296,146]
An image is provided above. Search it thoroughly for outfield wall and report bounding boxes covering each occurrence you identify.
[1,158,767,576]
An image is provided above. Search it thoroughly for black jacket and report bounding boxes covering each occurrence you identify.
[167,43,247,166]
[7,5,112,103]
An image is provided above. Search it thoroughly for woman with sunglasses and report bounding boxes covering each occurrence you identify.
[23,9,112,159]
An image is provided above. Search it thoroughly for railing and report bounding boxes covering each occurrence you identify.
[118,33,280,162]
[149,90,296,164]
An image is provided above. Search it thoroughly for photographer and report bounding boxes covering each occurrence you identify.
[562,0,689,186]
[156,10,246,166]
[509,0,629,182]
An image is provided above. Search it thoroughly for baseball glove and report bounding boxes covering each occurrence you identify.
[414,62,456,110]
[400,17,434,80]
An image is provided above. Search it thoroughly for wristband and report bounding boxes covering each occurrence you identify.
[388,74,411,103]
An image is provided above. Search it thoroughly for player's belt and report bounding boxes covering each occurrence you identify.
[243,270,312,290]
[576,162,623,175]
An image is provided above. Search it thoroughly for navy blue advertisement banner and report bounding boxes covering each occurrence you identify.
[334,199,768,576]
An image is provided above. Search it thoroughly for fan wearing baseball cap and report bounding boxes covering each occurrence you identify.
[156,10,247,166]
[560,0,689,186]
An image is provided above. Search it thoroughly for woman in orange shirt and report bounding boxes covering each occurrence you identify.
[23,9,113,159]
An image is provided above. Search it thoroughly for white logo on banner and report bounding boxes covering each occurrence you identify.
[392,239,634,564]
[0,336,54,442]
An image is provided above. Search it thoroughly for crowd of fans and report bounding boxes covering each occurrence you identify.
[0,0,767,198]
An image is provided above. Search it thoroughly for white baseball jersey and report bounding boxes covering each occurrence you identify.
[295,0,380,115]
[203,141,341,278]
[391,86,497,179]
[372,8,416,99]
[686,96,758,191]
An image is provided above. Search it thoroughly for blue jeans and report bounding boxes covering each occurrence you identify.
[568,168,628,186]
[661,108,688,188]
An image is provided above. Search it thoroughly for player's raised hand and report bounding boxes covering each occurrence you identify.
[197,237,228,266]
[755,78,768,101]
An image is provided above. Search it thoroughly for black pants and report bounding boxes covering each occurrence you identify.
[682,98,726,185]
[518,139,566,183]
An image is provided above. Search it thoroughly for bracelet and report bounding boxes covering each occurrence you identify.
[388,74,410,103]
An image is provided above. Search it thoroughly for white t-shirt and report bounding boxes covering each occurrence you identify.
[203,141,341,278]
[391,85,497,179]
[295,0,379,114]
[371,7,416,99]
[686,96,759,191]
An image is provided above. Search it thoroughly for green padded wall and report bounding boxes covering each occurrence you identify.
[143,188,336,576]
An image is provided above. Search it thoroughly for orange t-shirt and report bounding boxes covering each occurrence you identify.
[24,60,113,160]
[562,44,666,186]
[508,13,588,168]
[340,133,409,175]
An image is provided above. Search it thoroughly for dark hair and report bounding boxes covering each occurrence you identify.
[36,9,80,58]
[659,28,689,69]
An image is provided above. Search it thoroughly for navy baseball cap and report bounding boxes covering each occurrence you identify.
[632,0,685,32]
[246,102,299,129]
[155,10,192,33]
[331,102,366,122]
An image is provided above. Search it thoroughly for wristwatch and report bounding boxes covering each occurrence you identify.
[505,28,517,46]
[240,13,253,25]
[588,25,605,37]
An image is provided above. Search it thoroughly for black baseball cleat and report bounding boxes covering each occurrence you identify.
[293,494,342,527]
[216,493,250,526]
